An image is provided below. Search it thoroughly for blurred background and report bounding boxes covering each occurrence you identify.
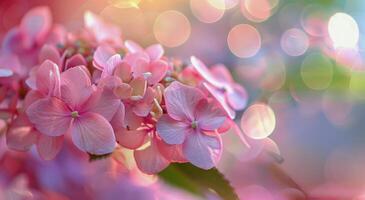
[1,0,365,199]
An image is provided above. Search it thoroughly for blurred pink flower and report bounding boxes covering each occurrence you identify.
[84,11,123,48]
[157,81,225,169]
[190,56,248,119]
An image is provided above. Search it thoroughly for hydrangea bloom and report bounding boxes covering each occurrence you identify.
[1,6,250,174]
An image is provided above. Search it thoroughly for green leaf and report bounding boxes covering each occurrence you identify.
[158,163,239,200]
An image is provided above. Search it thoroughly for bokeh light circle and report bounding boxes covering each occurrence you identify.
[300,52,333,90]
[240,0,279,23]
[208,0,239,10]
[227,24,261,58]
[328,12,359,49]
[301,4,331,37]
[241,103,276,139]
[281,28,309,56]
[190,0,224,23]
[153,10,191,47]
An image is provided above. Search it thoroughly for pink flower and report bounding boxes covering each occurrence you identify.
[7,60,64,160]
[26,66,119,155]
[124,40,168,85]
[156,81,226,169]
[2,6,66,71]
[190,56,248,119]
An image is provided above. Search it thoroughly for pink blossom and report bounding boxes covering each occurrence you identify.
[190,56,248,119]
[157,81,226,169]
[25,66,119,155]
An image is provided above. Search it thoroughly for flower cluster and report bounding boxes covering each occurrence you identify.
[1,6,248,174]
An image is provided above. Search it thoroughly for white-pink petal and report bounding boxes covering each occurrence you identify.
[145,44,164,61]
[93,45,116,70]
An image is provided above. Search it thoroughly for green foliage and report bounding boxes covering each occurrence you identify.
[158,163,239,200]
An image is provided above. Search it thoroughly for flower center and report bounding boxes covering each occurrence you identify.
[191,121,198,129]
[71,111,79,118]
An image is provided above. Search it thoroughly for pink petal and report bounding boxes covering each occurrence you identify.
[124,107,143,130]
[190,56,224,88]
[61,66,92,109]
[217,118,232,133]
[23,90,44,109]
[132,87,154,117]
[148,60,168,85]
[81,84,120,121]
[36,60,61,97]
[93,45,116,70]
[6,114,38,151]
[134,139,169,174]
[113,83,132,99]
[195,99,226,131]
[145,44,164,61]
[110,103,126,130]
[164,81,204,121]
[183,132,222,169]
[64,54,87,70]
[156,115,188,145]
[157,140,186,162]
[132,58,149,79]
[101,54,122,78]
[130,77,147,98]
[210,64,234,83]
[71,112,116,155]
[38,45,61,66]
[124,40,144,53]
[37,134,64,160]
[115,129,147,149]
[203,82,236,119]
[124,52,149,67]
[225,83,248,110]
[20,6,52,45]
[26,97,71,137]
[114,62,132,83]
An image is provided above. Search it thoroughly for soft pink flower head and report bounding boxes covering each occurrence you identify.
[26,66,120,155]
[157,81,226,169]
[190,56,248,119]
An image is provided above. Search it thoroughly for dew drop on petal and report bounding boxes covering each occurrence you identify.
[281,28,309,56]
[227,24,261,58]
[153,10,191,47]
[300,52,333,90]
[241,103,276,139]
